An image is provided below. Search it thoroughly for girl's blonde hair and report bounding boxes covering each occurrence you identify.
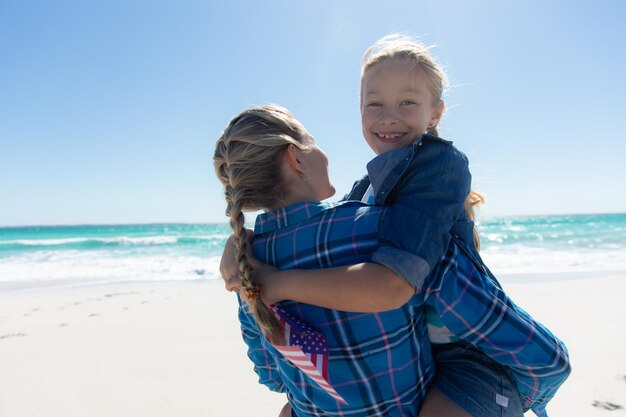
[361,34,484,249]
[213,104,312,345]
[465,190,485,250]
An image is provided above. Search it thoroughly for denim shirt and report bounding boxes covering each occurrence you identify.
[345,133,473,289]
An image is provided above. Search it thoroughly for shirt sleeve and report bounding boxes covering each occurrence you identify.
[238,297,287,393]
[372,139,471,289]
[419,245,571,416]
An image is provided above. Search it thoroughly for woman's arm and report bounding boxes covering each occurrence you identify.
[238,296,288,392]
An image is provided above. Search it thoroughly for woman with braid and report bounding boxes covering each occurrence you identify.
[215,104,434,416]
[214,104,569,417]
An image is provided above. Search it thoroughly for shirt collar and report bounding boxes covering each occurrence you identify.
[366,133,453,203]
[254,201,339,234]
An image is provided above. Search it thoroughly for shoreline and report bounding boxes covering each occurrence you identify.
[1,275,625,416]
[1,267,624,293]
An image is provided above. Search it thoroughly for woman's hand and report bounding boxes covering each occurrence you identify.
[219,230,254,292]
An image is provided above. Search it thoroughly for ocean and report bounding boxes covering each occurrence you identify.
[1,213,625,289]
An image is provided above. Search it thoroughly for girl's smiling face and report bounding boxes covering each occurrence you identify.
[360,58,444,155]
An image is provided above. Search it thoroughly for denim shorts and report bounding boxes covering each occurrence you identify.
[432,342,524,417]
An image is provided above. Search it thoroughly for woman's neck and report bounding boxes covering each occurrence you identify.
[269,186,320,211]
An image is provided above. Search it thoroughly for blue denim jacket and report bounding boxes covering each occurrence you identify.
[345,133,473,289]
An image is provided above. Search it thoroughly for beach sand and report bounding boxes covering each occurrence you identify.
[1,275,624,417]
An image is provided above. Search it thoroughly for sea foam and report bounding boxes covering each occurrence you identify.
[1,214,624,289]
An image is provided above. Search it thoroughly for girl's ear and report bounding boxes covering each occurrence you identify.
[429,100,445,129]
[283,144,306,175]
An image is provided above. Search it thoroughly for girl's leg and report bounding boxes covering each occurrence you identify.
[419,387,472,417]
[278,402,292,417]
[428,342,525,417]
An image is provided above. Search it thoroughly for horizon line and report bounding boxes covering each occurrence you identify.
[1,210,625,229]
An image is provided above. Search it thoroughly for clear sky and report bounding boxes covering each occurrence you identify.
[1,0,625,226]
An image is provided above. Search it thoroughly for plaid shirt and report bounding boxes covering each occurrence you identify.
[241,201,434,417]
[241,201,569,417]
[418,237,570,416]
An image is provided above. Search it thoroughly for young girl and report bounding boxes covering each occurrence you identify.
[220,35,570,417]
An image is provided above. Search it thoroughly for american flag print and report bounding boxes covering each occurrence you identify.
[270,305,348,405]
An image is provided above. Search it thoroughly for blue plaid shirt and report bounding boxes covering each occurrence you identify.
[240,201,570,417]
[242,201,434,417]
[418,237,570,416]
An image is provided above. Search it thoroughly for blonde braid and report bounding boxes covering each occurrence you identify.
[464,190,485,251]
[214,105,313,346]
[224,174,286,346]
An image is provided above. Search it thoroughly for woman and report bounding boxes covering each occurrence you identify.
[214,104,434,416]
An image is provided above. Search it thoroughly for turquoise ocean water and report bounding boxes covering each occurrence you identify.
[1,213,625,289]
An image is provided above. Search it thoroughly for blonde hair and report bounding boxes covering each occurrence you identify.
[362,34,484,249]
[464,190,485,250]
[213,104,312,345]
[361,33,448,137]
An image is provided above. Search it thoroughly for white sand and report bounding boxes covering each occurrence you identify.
[0,281,287,417]
[502,273,626,416]
[0,275,624,417]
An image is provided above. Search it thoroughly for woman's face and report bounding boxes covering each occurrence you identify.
[299,140,336,201]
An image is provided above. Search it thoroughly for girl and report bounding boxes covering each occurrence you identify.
[220,35,570,417]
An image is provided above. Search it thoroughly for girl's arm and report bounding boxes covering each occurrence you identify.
[253,261,414,312]
[220,233,413,312]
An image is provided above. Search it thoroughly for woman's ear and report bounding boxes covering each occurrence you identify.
[283,144,306,175]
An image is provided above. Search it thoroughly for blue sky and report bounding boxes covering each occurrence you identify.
[1,0,625,226]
